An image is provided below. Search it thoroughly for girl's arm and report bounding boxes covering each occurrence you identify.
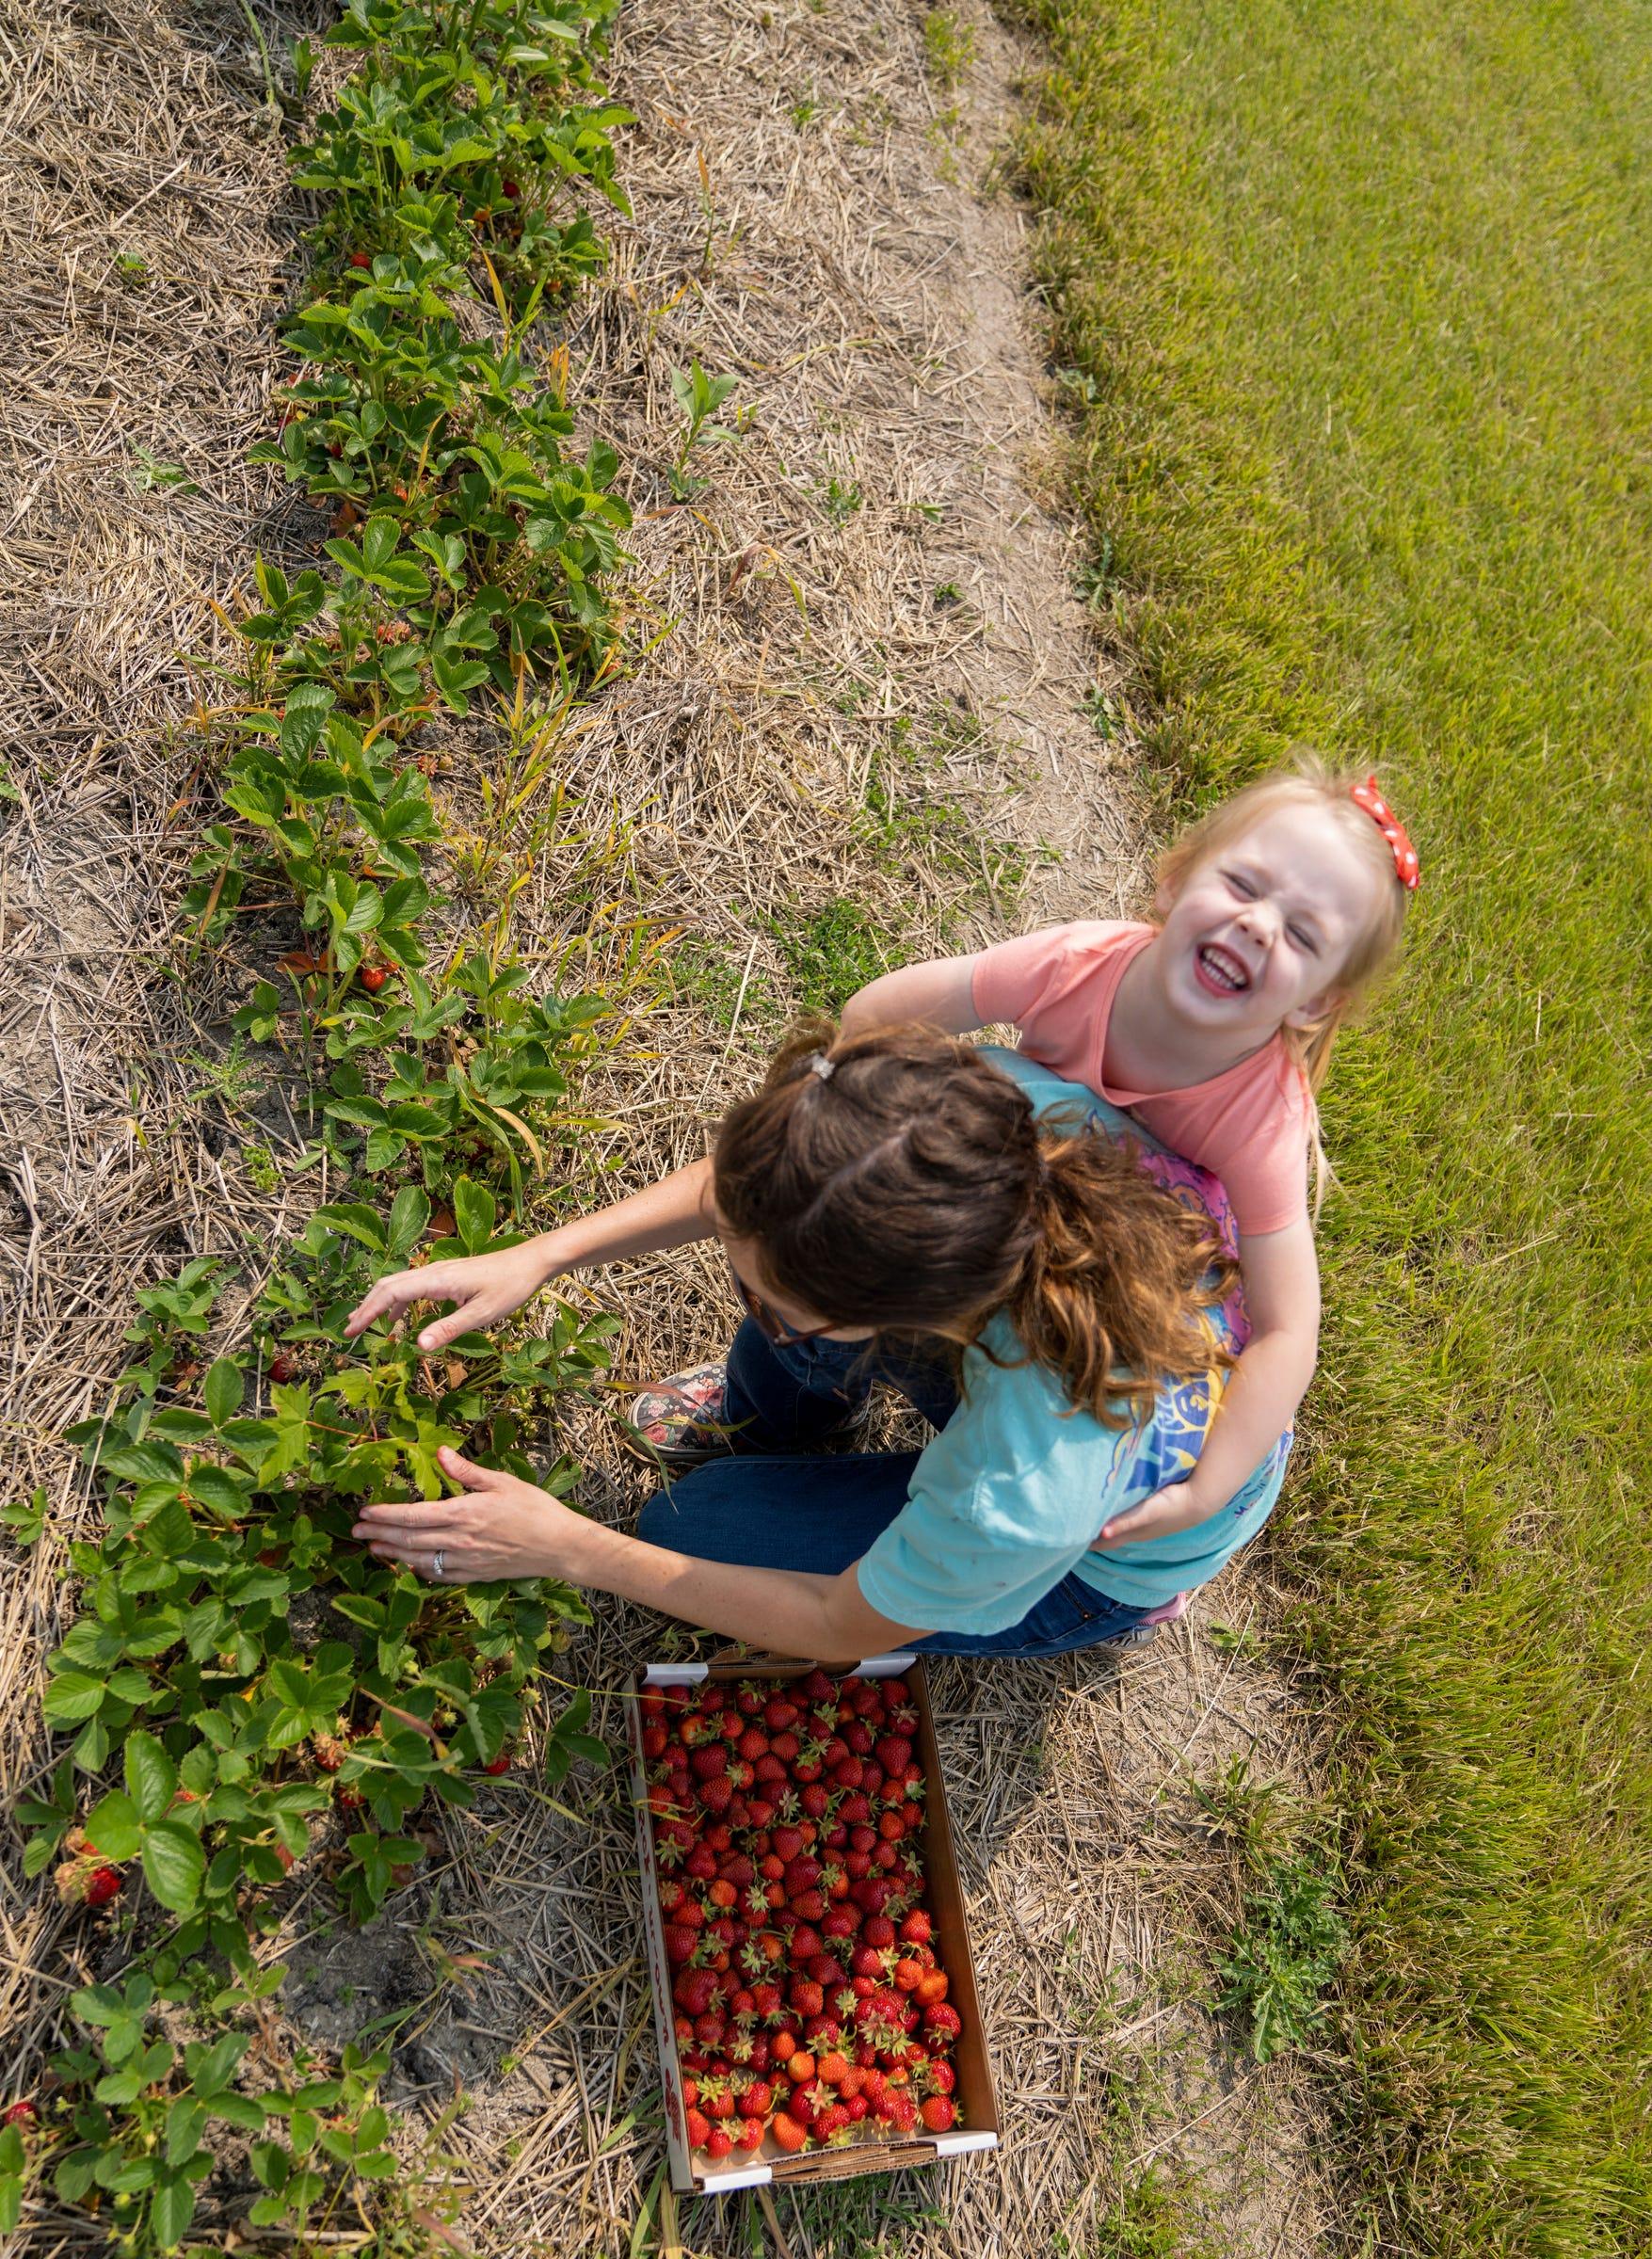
[1094,1219,1319,1545]
[352,1448,925,1658]
[343,1156,716,1354]
[839,953,983,1038]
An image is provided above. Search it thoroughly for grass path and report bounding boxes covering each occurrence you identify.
[1016,2,1652,2250]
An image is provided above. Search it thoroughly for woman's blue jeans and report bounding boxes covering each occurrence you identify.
[634,1321,1152,1658]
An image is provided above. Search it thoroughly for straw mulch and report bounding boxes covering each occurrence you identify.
[0,0,1337,2250]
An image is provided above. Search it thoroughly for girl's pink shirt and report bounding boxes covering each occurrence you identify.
[972,920,1311,1235]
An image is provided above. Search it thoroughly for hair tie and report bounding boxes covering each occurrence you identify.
[1351,775,1421,891]
[808,1052,835,1081]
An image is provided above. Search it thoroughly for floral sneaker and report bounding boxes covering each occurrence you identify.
[627,1363,873,1468]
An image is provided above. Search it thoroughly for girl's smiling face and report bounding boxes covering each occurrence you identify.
[1155,802,1387,1042]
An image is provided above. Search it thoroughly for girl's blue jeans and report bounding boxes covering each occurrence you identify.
[634,1320,1152,1658]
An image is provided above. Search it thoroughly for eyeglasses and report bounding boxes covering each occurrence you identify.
[729,1261,836,1347]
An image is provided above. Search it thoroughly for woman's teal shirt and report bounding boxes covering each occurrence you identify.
[855,1049,1290,1633]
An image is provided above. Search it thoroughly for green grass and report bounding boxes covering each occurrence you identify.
[1013,2,1651,2251]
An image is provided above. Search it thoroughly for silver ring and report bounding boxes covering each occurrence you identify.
[432,1549,445,1580]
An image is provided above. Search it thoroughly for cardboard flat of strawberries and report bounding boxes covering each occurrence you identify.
[628,1653,1000,2193]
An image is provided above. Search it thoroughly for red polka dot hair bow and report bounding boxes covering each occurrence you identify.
[1350,775,1421,891]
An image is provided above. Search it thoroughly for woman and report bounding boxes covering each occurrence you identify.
[347,1029,1291,1658]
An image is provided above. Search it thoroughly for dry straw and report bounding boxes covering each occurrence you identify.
[0,0,1331,2248]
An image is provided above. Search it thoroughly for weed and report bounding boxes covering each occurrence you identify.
[1186,1754,1290,1869]
[1215,1855,1347,2062]
[790,93,821,129]
[1081,684,1120,738]
[668,357,742,498]
[773,899,898,1017]
[922,7,975,89]
[932,579,966,607]
[817,475,863,525]
[114,251,150,284]
[129,447,198,496]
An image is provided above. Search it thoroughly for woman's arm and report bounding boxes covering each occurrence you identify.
[1094,1218,1318,1545]
[839,954,983,1038]
[344,1156,716,1354]
[352,1449,924,1658]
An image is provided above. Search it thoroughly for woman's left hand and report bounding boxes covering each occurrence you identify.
[1091,1476,1224,1549]
[352,1447,583,1584]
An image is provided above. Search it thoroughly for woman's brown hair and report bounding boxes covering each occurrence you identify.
[713,1024,1232,1428]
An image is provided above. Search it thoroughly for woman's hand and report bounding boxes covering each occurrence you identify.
[343,1241,553,1354]
[352,1447,585,1583]
[1091,1474,1226,1549]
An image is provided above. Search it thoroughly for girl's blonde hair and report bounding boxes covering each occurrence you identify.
[1157,754,1416,1219]
[1157,751,1414,1096]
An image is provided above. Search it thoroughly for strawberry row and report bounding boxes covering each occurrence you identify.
[3,1,641,2250]
[643,1672,965,2163]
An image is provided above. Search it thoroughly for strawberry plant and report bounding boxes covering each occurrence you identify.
[11,0,663,2238]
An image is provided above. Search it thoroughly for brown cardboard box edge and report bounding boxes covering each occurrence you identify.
[627,1655,1001,2195]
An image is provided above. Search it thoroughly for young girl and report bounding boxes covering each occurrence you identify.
[841,761,1419,1552]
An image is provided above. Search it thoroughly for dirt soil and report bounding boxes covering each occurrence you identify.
[0,0,1337,2251]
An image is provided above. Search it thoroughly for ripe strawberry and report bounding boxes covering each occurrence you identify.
[770,2110,807,2154]
[268,1354,297,1384]
[845,2091,870,2122]
[735,2114,765,2151]
[782,1855,821,1897]
[920,2094,955,2132]
[701,2070,735,2108]
[674,1969,719,2017]
[879,1811,907,1843]
[735,2077,773,2116]
[359,964,389,993]
[899,1909,933,1946]
[830,1757,864,1791]
[874,1735,912,1775]
[772,1825,806,1864]
[754,1754,788,1782]
[785,2051,816,2086]
[799,1782,830,1818]
[806,1954,841,1988]
[770,1731,800,1763]
[690,1743,728,1779]
[4,2100,36,2127]
[664,1924,698,1964]
[887,2091,920,2136]
[85,1865,123,1908]
[764,1696,799,1731]
[348,249,372,269]
[685,2106,711,2149]
[800,1669,835,1703]
[790,1889,826,1923]
[851,1947,885,1979]
[698,1775,733,1816]
[482,1754,511,1776]
[923,2003,963,2046]
[815,2049,850,2086]
[642,1722,667,1760]
[789,1979,824,2018]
